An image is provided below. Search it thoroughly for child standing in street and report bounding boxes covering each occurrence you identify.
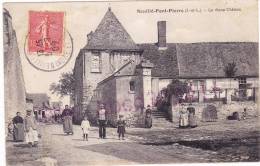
[117,115,126,140]
[241,108,247,120]
[81,116,90,141]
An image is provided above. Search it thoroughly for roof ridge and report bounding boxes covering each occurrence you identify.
[84,8,140,50]
[97,60,134,85]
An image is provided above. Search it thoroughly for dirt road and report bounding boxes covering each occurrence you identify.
[6,117,260,165]
[6,124,194,166]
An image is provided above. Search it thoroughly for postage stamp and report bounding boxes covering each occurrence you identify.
[28,11,64,54]
[25,11,73,72]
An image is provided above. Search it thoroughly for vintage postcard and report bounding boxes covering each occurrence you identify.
[3,0,259,165]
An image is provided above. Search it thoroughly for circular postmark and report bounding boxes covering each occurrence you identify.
[24,29,73,72]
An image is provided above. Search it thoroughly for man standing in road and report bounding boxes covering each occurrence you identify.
[97,103,107,139]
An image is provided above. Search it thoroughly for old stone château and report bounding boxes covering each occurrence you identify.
[73,8,258,126]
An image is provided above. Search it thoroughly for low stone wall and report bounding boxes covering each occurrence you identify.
[170,101,258,124]
[118,111,145,128]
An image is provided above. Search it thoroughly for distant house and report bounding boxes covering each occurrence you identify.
[51,101,63,110]
[73,8,259,125]
[26,93,51,109]
[26,93,51,119]
[25,96,33,111]
[51,101,63,115]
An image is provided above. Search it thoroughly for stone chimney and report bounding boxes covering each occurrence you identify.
[157,21,167,49]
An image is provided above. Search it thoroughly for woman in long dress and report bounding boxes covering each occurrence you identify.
[179,105,189,128]
[188,106,197,128]
[144,105,153,128]
[62,105,73,135]
[12,112,24,142]
[24,110,38,147]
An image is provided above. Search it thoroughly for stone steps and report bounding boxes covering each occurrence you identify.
[152,111,168,118]
[151,110,174,128]
[152,118,174,128]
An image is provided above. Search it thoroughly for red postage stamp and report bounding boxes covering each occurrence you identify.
[28,11,64,54]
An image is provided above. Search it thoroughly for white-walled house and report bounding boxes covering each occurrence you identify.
[175,42,259,103]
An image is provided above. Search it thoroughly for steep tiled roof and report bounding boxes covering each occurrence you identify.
[139,42,258,79]
[138,43,179,78]
[84,8,140,51]
[26,93,50,109]
[176,42,259,78]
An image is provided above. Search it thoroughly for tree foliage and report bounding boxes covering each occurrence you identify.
[49,71,75,97]
[167,79,189,99]
[156,79,189,109]
[224,61,237,78]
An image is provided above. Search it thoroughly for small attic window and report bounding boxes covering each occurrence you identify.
[91,52,101,73]
[129,81,135,92]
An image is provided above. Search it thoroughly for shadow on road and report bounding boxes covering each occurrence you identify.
[72,137,122,141]
[13,144,32,148]
[51,133,68,136]
[76,142,186,164]
[72,138,84,141]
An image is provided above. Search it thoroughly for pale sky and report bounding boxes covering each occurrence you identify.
[4,0,258,105]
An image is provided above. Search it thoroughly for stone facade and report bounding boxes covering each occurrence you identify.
[4,9,27,125]
[73,50,142,124]
[95,60,153,127]
[96,75,139,126]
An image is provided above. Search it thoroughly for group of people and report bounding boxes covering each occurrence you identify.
[10,103,199,145]
[94,103,126,140]
[11,110,39,147]
[10,103,127,148]
[62,103,127,141]
[10,105,74,147]
[179,104,197,128]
